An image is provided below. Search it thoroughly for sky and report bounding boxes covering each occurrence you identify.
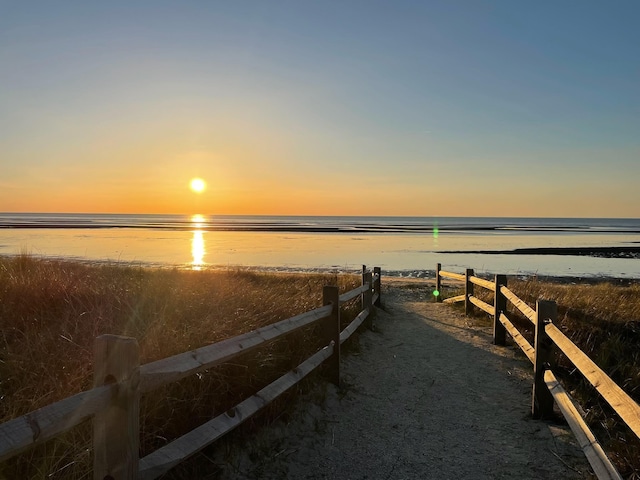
[1,1,639,217]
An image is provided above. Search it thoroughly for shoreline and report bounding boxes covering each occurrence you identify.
[2,253,637,286]
[2,224,640,235]
[440,246,640,259]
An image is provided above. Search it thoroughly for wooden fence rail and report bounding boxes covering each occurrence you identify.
[436,263,640,480]
[0,266,382,479]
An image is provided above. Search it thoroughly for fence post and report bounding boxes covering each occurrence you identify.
[435,263,441,302]
[93,335,140,480]
[323,286,340,386]
[465,268,474,316]
[361,265,367,313]
[493,274,507,345]
[373,267,381,306]
[532,300,557,419]
[363,271,373,329]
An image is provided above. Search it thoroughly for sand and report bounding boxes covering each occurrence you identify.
[218,283,593,479]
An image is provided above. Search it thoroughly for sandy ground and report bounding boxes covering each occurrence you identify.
[219,284,592,479]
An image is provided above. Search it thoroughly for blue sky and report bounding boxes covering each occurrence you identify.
[1,1,639,216]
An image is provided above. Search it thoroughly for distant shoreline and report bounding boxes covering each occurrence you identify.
[2,224,640,236]
[439,246,640,259]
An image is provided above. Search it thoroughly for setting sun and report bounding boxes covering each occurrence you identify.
[190,178,206,193]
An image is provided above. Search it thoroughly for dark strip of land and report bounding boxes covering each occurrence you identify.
[3,223,640,235]
[440,246,640,259]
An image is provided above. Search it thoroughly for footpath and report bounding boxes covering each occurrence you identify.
[220,282,592,479]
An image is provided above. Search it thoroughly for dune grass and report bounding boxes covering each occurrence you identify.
[0,255,361,478]
[441,275,640,477]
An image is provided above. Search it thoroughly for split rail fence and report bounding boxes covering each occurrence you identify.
[0,267,382,479]
[435,263,640,480]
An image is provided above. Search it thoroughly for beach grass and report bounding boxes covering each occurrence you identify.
[0,255,361,478]
[445,276,640,477]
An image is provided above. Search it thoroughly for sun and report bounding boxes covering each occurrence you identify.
[190,178,206,193]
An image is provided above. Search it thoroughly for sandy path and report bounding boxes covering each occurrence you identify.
[221,285,591,479]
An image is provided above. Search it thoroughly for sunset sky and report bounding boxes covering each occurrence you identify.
[1,1,639,217]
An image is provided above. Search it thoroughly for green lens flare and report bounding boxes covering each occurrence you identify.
[433,227,439,239]
[433,290,440,297]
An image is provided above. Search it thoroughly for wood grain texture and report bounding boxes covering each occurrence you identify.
[469,296,495,316]
[140,304,332,392]
[340,309,370,345]
[443,294,465,304]
[498,313,534,363]
[0,385,113,462]
[439,270,465,281]
[469,276,496,291]
[93,335,140,480]
[546,323,640,439]
[339,283,369,303]
[138,344,334,480]
[500,286,536,324]
[544,370,622,480]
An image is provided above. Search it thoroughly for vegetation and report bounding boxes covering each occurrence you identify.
[442,275,640,478]
[0,255,361,478]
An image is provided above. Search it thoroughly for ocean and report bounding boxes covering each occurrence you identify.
[1,213,639,279]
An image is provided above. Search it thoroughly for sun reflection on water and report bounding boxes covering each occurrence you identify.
[191,215,206,270]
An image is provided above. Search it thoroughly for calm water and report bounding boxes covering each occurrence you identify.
[1,214,639,279]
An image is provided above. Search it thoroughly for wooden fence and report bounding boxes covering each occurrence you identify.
[435,263,640,480]
[0,267,382,479]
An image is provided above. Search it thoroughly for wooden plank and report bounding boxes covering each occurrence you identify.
[469,276,496,292]
[546,324,640,439]
[339,309,369,345]
[93,335,139,480]
[443,294,465,304]
[439,270,465,281]
[469,296,495,316]
[339,283,368,303]
[500,286,536,324]
[372,292,379,305]
[140,304,332,392]
[0,385,114,463]
[544,371,622,480]
[499,313,535,363]
[139,344,334,480]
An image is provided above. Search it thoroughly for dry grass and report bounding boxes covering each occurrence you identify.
[443,275,640,478]
[0,255,361,478]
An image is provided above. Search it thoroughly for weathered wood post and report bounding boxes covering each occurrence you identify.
[373,267,381,306]
[493,274,507,345]
[532,300,557,419]
[361,265,367,313]
[323,286,341,386]
[465,268,474,316]
[363,271,373,329]
[93,335,140,480]
[435,263,442,303]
